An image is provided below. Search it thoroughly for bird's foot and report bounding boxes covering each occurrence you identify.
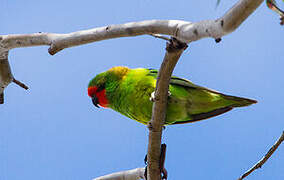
[149,91,171,102]
[149,92,156,102]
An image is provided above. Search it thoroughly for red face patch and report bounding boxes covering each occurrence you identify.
[88,86,109,108]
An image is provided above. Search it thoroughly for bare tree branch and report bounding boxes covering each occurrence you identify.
[93,167,145,180]
[0,0,264,104]
[222,0,264,32]
[146,38,187,180]
[238,131,284,180]
[0,0,264,55]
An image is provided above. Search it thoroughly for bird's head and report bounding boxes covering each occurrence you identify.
[88,66,130,108]
[88,72,109,108]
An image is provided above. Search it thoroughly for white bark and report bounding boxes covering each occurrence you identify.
[93,167,145,180]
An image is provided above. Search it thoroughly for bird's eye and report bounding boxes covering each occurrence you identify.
[96,85,105,92]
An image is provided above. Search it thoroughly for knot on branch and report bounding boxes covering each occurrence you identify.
[215,38,222,43]
[48,44,64,55]
[147,122,164,133]
[147,122,154,131]
[166,37,188,53]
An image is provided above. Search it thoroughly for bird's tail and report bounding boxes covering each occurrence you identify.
[172,92,257,125]
[221,94,257,107]
[189,94,257,123]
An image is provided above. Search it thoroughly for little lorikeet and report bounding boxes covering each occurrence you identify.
[88,66,257,125]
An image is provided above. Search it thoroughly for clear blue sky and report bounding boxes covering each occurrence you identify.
[1,0,283,180]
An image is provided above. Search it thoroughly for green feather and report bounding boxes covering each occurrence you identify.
[89,67,257,125]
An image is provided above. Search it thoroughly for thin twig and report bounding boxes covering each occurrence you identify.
[238,131,284,180]
[12,78,29,90]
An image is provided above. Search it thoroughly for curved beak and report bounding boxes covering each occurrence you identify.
[92,96,100,108]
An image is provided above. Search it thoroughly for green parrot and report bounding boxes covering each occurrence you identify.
[88,66,257,125]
